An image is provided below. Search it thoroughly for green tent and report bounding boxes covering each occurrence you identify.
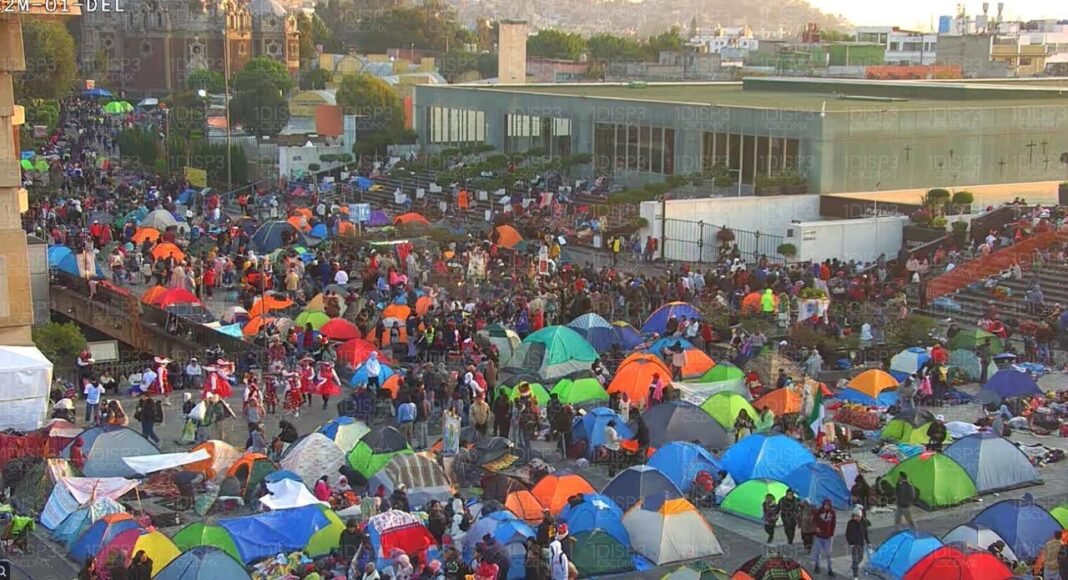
[33,159,49,172]
[880,419,934,445]
[661,563,730,579]
[697,364,744,384]
[305,505,344,556]
[883,453,978,510]
[571,530,634,577]
[551,377,609,405]
[346,425,413,479]
[104,100,133,114]
[1050,503,1068,529]
[700,391,757,429]
[19,159,33,171]
[506,382,550,406]
[720,479,788,522]
[294,310,330,330]
[172,522,241,562]
[948,329,1003,354]
[515,326,599,380]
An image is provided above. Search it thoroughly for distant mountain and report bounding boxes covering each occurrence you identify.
[444,0,850,38]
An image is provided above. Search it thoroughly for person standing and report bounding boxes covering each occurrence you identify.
[762,493,781,544]
[603,420,623,476]
[811,499,836,576]
[778,489,801,545]
[135,392,161,444]
[83,377,104,424]
[493,389,511,438]
[413,386,431,450]
[1042,530,1063,580]
[470,394,491,437]
[846,506,870,580]
[895,473,918,530]
[396,396,417,442]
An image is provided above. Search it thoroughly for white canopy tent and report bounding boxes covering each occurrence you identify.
[0,346,53,431]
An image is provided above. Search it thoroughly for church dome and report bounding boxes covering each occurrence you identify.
[248,0,287,16]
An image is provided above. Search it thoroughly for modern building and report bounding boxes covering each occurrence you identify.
[77,0,299,97]
[415,77,1068,194]
[937,33,1050,77]
[854,27,938,65]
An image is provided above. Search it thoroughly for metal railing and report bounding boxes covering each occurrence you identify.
[663,219,784,264]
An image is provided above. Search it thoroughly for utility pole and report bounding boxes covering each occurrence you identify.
[224,28,233,191]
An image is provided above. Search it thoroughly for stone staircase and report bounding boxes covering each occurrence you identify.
[924,261,1068,324]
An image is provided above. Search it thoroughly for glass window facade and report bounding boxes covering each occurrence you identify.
[701,132,800,184]
[593,122,675,175]
[426,107,486,145]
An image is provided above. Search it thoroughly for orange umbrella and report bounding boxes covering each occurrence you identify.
[414,296,433,316]
[607,358,671,405]
[150,243,185,262]
[243,315,277,336]
[531,473,595,514]
[140,285,167,305]
[754,387,803,416]
[381,374,401,399]
[505,490,545,524]
[131,227,161,244]
[494,225,523,249]
[394,212,430,226]
[248,294,294,318]
[287,215,310,232]
[382,304,411,320]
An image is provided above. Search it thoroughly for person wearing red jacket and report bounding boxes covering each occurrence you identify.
[811,499,837,575]
[930,342,949,365]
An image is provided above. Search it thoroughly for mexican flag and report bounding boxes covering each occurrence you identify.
[807,382,825,435]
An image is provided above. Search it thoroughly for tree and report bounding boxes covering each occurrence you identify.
[32,322,87,366]
[186,69,224,94]
[230,56,294,137]
[527,29,587,61]
[820,30,857,42]
[296,12,341,69]
[116,127,160,168]
[165,90,208,139]
[336,72,403,130]
[233,56,295,94]
[299,68,334,90]
[644,27,684,59]
[345,1,469,53]
[587,33,644,63]
[14,20,77,101]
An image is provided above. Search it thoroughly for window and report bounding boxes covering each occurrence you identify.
[626,125,639,170]
[651,127,663,173]
[639,125,652,171]
[1020,57,1032,65]
[664,129,674,174]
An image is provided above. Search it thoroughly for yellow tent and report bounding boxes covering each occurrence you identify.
[847,369,899,399]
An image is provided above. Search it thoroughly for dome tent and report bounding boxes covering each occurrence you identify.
[902,546,1013,580]
[171,521,241,562]
[721,479,788,522]
[700,391,758,429]
[641,400,730,449]
[567,313,616,352]
[641,301,702,334]
[970,494,1061,561]
[882,452,977,510]
[600,465,683,511]
[869,530,943,579]
[781,462,851,510]
[346,425,413,479]
[558,493,628,545]
[279,433,347,488]
[61,425,160,478]
[982,369,1043,399]
[721,434,815,483]
[154,546,251,580]
[570,529,634,576]
[943,432,1040,494]
[941,523,1018,563]
[622,495,722,566]
[646,441,721,493]
[732,553,812,580]
[571,407,633,459]
[509,326,599,381]
[881,409,937,444]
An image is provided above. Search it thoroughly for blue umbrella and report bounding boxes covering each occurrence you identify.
[82,87,113,98]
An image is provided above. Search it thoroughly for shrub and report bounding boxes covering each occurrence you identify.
[339,153,354,163]
[308,163,321,172]
[889,315,937,346]
[930,216,949,229]
[951,191,974,205]
[32,322,87,365]
[777,242,797,257]
[319,154,338,163]
[926,188,951,201]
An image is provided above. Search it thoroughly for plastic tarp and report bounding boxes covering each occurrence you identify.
[279,433,346,487]
[123,449,211,475]
[721,434,816,483]
[970,495,1062,561]
[869,530,943,579]
[943,433,1040,494]
[0,346,53,431]
[259,478,326,510]
[601,465,683,511]
[622,495,722,566]
[646,441,721,493]
[218,505,333,563]
[41,477,139,530]
[155,546,251,580]
[52,497,125,549]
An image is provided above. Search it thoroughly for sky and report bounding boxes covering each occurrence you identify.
[811,0,1066,30]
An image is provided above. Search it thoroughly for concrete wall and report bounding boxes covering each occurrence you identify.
[663,195,822,236]
[498,22,528,84]
[27,236,49,327]
[789,216,906,264]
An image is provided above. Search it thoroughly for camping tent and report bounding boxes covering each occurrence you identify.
[570,530,635,577]
[641,302,702,334]
[647,338,716,378]
[531,472,596,514]
[47,245,104,278]
[567,313,616,352]
[902,547,1013,580]
[600,465,683,511]
[781,463,851,510]
[721,479,788,522]
[949,349,997,382]
[943,433,1040,494]
[0,346,53,431]
[186,440,242,481]
[982,369,1043,399]
[347,425,413,479]
[571,407,633,459]
[753,387,804,417]
[550,377,609,406]
[462,511,531,579]
[154,546,251,580]
[172,522,241,562]
[646,441,721,493]
[948,329,1003,353]
[732,554,812,580]
[95,529,180,577]
[1052,503,1068,528]
[558,493,628,545]
[225,453,277,500]
[700,391,758,429]
[846,369,899,400]
[62,426,160,478]
[504,490,544,523]
[69,513,143,561]
[641,400,730,449]
[318,417,371,451]
[970,494,1061,561]
[869,530,943,579]
[890,347,931,381]
[721,434,815,483]
[51,498,125,549]
[251,221,305,253]
[941,524,1018,563]
[279,433,346,488]
[607,357,672,405]
[881,409,937,444]
[882,452,978,509]
[367,452,451,508]
[40,476,138,531]
[512,326,599,381]
[622,495,722,565]
[673,364,750,405]
[610,321,643,350]
[218,505,340,563]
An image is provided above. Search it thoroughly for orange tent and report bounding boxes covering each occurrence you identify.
[394,212,430,226]
[157,288,202,309]
[140,285,168,305]
[754,387,803,416]
[150,243,185,262]
[674,349,716,379]
[847,369,899,398]
[381,374,401,399]
[226,452,270,478]
[337,338,388,366]
[338,221,356,236]
[382,304,411,320]
[249,294,294,318]
[414,296,433,316]
[243,315,277,336]
[287,215,310,232]
[131,227,161,244]
[494,225,523,249]
[505,490,544,524]
[607,358,671,405]
[619,352,671,374]
[740,292,764,314]
[531,473,595,514]
[185,440,242,481]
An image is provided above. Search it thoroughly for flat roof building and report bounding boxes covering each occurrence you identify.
[414,77,1068,195]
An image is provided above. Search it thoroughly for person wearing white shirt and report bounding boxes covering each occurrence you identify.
[335,269,349,285]
[83,380,105,423]
[603,419,623,476]
[139,366,157,396]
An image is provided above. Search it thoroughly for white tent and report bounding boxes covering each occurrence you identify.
[259,478,326,510]
[0,346,53,431]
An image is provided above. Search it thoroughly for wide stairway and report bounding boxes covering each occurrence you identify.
[925,261,1068,324]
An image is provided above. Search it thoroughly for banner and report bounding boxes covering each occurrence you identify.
[184,166,207,188]
[798,299,830,323]
[442,413,461,456]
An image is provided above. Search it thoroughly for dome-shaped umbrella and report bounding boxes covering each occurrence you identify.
[320,318,361,341]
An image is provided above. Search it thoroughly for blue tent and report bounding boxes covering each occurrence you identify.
[611,322,644,350]
[567,313,615,352]
[721,434,815,483]
[251,221,304,253]
[781,462,851,509]
[350,361,396,386]
[354,176,373,190]
[61,425,159,478]
[600,465,683,511]
[558,494,629,545]
[971,494,1061,561]
[834,387,899,407]
[982,369,1043,399]
[572,407,633,459]
[263,470,302,484]
[368,210,390,227]
[218,505,332,563]
[641,302,702,334]
[641,400,730,449]
[154,546,251,580]
[646,337,695,356]
[308,223,329,239]
[869,530,943,579]
[48,245,103,277]
[646,441,721,493]
[51,498,125,549]
[944,432,1040,494]
[83,87,113,98]
[464,511,532,580]
[177,189,197,205]
[70,516,143,560]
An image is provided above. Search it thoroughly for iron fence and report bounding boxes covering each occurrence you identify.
[662,218,784,264]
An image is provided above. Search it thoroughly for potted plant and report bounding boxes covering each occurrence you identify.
[930,216,949,230]
[308,163,321,172]
[777,242,797,261]
[924,188,951,214]
[755,174,781,196]
[951,191,974,214]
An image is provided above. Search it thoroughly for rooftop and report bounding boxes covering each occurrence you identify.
[449,77,1068,112]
